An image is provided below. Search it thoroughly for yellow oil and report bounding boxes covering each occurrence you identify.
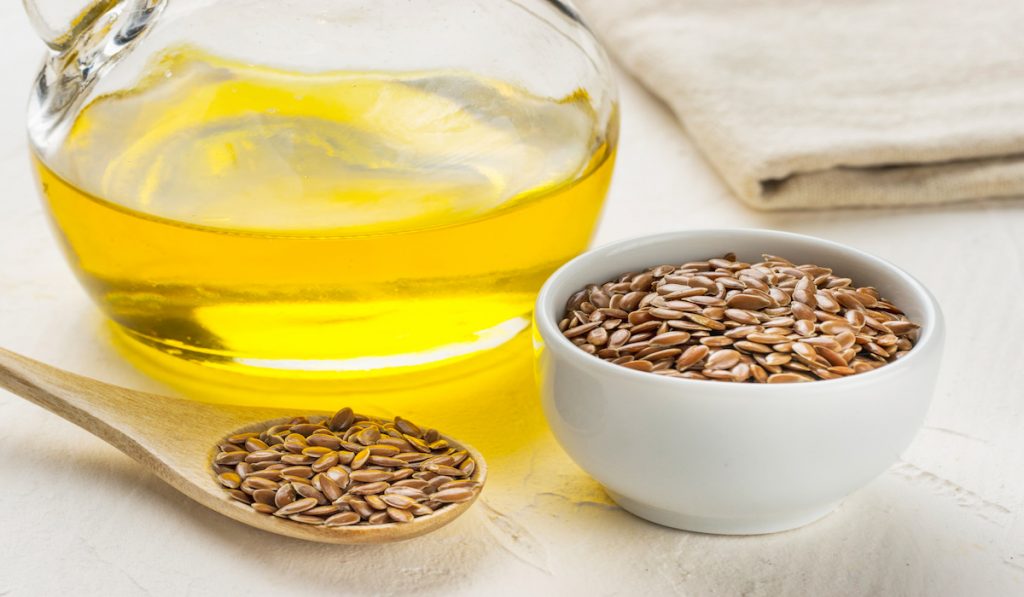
[35,48,616,379]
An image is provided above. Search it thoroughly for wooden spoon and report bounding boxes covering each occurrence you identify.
[0,347,486,544]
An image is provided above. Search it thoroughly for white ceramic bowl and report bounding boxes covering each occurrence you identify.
[534,229,944,535]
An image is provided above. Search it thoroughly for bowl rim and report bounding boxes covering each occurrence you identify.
[535,228,943,391]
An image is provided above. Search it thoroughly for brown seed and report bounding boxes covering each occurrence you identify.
[351,448,371,470]
[306,504,341,517]
[730,363,751,382]
[684,313,727,330]
[388,507,415,523]
[329,407,355,432]
[252,488,277,506]
[426,475,455,493]
[404,434,433,453]
[348,498,375,519]
[816,346,848,367]
[306,434,342,450]
[726,293,772,310]
[311,452,340,472]
[764,352,792,366]
[234,462,253,479]
[356,426,381,446]
[274,483,297,508]
[214,451,248,466]
[217,472,242,489]
[791,302,815,321]
[365,494,388,510]
[324,466,350,489]
[676,345,710,370]
[350,469,392,483]
[884,320,921,335]
[621,360,654,372]
[240,477,278,493]
[395,452,431,464]
[280,466,314,479]
[366,444,401,457]
[688,295,727,307]
[706,349,741,370]
[294,483,327,504]
[650,331,691,346]
[381,494,416,509]
[586,327,609,346]
[648,308,684,320]
[244,437,269,452]
[349,482,390,496]
[385,486,428,501]
[820,320,854,335]
[724,309,760,325]
[767,372,814,383]
[630,272,655,291]
[283,435,307,453]
[426,464,466,477]
[280,454,315,466]
[640,348,683,362]
[301,446,332,458]
[733,341,773,354]
[368,455,408,467]
[564,322,601,338]
[410,503,434,516]
[438,480,480,492]
[393,479,430,491]
[607,328,631,348]
[724,325,762,339]
[318,475,343,502]
[227,432,259,445]
[432,487,477,503]
[251,503,277,514]
[274,497,318,517]
[746,333,789,345]
[815,292,840,312]
[325,511,361,527]
[793,342,818,361]
[794,319,816,336]
[700,336,734,347]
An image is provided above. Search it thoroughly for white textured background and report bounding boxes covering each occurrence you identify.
[1,3,1023,595]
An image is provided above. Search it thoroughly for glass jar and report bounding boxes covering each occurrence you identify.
[26,0,618,380]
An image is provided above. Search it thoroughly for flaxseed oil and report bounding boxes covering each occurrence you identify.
[34,48,616,377]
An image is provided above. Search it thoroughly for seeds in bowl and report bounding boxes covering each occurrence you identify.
[212,408,482,525]
[559,253,920,383]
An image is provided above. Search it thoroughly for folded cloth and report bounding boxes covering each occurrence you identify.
[574,0,1024,209]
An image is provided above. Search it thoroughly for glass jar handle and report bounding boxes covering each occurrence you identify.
[24,0,165,146]
[22,0,163,53]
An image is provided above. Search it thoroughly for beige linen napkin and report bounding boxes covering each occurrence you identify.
[575,0,1024,209]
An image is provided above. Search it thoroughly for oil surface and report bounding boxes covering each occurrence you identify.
[36,48,615,377]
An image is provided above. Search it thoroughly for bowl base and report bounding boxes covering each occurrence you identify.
[605,489,839,535]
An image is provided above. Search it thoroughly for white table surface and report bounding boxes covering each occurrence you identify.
[2,5,1023,596]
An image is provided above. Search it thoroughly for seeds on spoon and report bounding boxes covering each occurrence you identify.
[213,408,482,526]
[560,253,920,382]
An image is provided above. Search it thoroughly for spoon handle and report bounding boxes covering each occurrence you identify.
[0,346,157,444]
[0,346,294,453]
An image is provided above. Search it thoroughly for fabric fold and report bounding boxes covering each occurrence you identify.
[575,0,1024,209]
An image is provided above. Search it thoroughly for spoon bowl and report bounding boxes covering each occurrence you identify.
[0,347,486,544]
